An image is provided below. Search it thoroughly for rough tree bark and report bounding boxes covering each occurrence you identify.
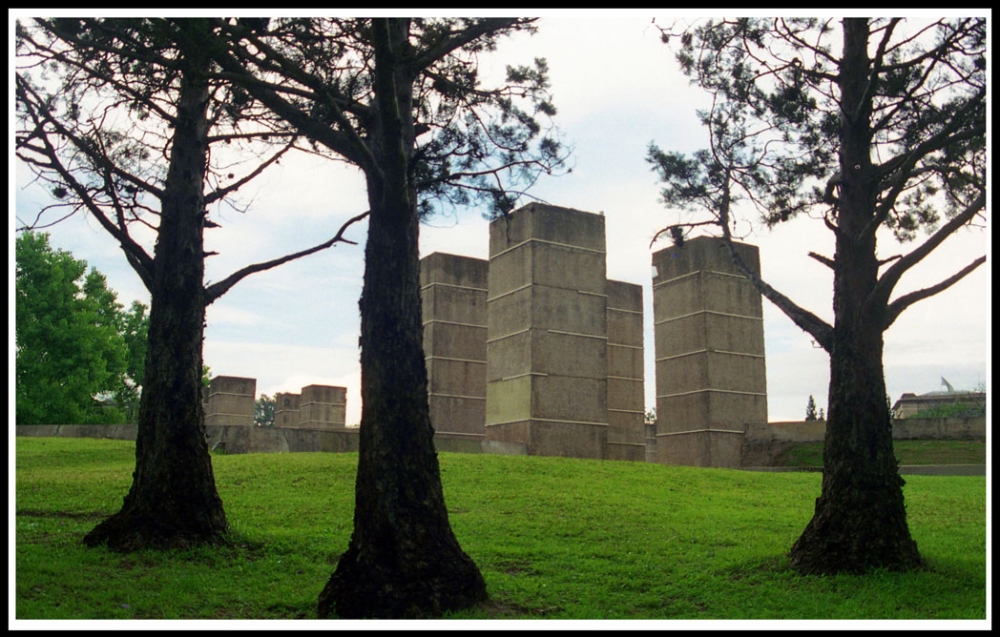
[788,18,922,574]
[84,32,228,551]
[316,18,487,618]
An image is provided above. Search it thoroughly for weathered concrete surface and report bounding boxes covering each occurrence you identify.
[298,385,347,429]
[16,424,483,456]
[891,416,986,440]
[739,465,985,476]
[18,415,986,471]
[15,424,138,440]
[652,236,768,468]
[486,203,610,459]
[204,376,256,427]
[607,281,645,462]
[421,252,489,444]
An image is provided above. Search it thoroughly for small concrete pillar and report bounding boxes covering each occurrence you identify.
[204,376,256,427]
[298,385,347,429]
[274,392,301,427]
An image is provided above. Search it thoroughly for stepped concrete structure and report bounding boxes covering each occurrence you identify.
[204,376,256,427]
[204,377,347,430]
[419,203,648,460]
[651,236,768,467]
[298,384,348,429]
[484,203,611,458]
[420,252,489,452]
[197,207,770,466]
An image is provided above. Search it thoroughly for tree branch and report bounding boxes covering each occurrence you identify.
[883,255,985,329]
[870,190,985,308]
[203,210,369,305]
[204,137,297,204]
[16,80,155,289]
[866,88,985,236]
[203,29,376,173]
[407,18,533,76]
[808,251,835,269]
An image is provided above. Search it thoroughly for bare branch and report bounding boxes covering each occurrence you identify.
[715,187,834,351]
[205,137,296,204]
[883,255,985,329]
[871,190,985,308]
[406,18,533,76]
[203,210,369,305]
[808,251,835,270]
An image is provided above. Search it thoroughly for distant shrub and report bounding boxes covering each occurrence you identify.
[912,402,986,419]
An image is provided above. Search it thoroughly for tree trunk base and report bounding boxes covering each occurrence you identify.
[317,543,487,619]
[83,505,229,553]
[789,488,923,575]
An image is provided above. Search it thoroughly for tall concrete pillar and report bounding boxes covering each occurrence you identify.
[484,203,609,458]
[298,384,347,429]
[606,280,646,461]
[420,252,489,451]
[652,236,767,467]
[204,376,256,427]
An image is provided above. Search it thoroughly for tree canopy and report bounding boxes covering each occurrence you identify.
[15,231,146,425]
[254,394,276,427]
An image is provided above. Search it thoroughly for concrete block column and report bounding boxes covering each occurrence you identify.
[420,252,489,449]
[652,236,767,467]
[274,392,301,427]
[607,280,646,461]
[485,203,609,459]
[298,384,347,429]
[204,376,256,427]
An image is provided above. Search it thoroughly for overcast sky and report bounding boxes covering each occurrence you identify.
[10,10,990,427]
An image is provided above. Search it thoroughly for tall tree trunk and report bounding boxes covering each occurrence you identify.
[317,193,487,619]
[788,304,922,573]
[84,29,228,551]
[317,18,486,618]
[788,17,922,574]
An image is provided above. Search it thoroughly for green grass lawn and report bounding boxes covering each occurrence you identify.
[775,439,986,467]
[14,437,987,622]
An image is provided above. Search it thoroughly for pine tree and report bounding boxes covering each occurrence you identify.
[649,17,984,574]
[805,395,819,422]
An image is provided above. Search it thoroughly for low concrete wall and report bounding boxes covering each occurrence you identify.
[16,423,477,456]
[742,416,986,466]
[891,416,987,440]
[206,425,360,454]
[18,414,986,467]
[15,423,361,454]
